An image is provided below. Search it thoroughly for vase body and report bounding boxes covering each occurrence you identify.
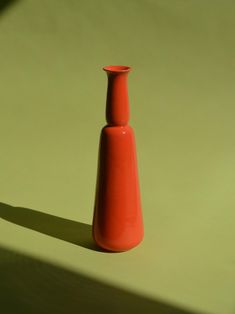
[92,65,144,252]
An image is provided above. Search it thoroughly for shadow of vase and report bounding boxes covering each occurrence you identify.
[0,202,103,251]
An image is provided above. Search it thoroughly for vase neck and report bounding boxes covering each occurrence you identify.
[104,67,130,126]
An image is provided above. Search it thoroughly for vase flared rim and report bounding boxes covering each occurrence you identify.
[103,65,131,73]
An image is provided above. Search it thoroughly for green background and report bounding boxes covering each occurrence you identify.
[0,1,235,313]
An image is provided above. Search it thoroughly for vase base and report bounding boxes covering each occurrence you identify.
[93,233,144,253]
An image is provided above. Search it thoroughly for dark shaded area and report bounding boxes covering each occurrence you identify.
[0,202,104,252]
[0,0,17,14]
[0,245,199,314]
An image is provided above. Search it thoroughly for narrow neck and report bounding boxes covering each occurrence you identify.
[105,72,130,126]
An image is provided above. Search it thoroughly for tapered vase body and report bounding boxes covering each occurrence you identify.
[92,65,144,252]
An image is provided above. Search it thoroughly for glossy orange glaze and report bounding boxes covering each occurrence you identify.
[92,66,144,252]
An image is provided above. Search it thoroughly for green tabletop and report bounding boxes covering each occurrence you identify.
[0,1,235,313]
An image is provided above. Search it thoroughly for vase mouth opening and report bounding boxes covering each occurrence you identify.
[103,65,131,73]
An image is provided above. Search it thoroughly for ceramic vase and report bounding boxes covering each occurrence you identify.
[92,65,144,252]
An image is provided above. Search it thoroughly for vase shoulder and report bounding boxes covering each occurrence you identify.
[101,125,134,136]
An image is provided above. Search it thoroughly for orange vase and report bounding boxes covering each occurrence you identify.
[92,65,144,252]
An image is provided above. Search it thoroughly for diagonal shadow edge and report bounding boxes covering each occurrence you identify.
[0,244,201,314]
[0,202,104,252]
[0,0,18,15]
